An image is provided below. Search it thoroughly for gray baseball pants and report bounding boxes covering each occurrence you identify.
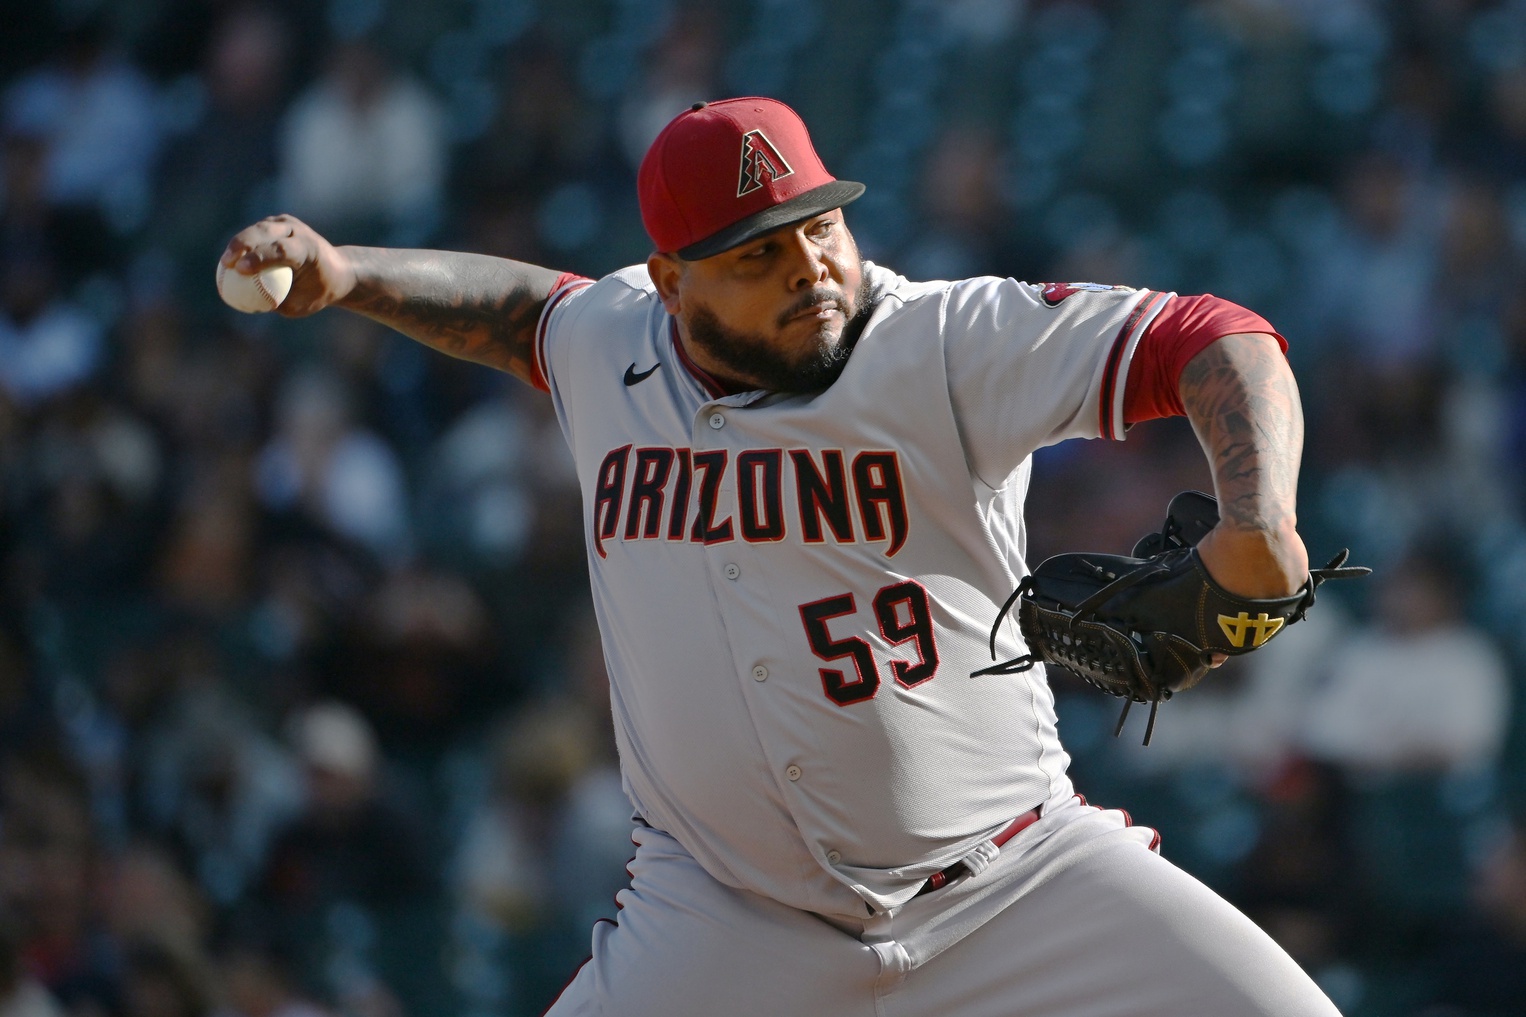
[544,793,1342,1016]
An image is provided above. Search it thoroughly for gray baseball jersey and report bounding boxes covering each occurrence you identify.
[534,262,1170,919]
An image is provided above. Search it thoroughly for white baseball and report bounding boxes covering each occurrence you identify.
[216,262,294,313]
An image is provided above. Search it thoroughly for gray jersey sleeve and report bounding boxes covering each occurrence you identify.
[533,272,604,396]
[941,278,1169,488]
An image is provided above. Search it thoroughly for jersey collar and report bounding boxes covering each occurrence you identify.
[669,317,737,400]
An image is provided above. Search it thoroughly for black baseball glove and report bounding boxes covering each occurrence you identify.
[973,491,1370,744]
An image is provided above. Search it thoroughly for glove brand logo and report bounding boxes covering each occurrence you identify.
[1217,612,1285,648]
[738,130,795,197]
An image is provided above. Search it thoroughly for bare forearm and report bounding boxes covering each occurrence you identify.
[1179,333,1308,596]
[337,247,562,382]
[1179,332,1302,532]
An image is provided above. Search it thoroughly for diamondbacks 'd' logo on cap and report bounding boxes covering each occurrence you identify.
[737,129,794,197]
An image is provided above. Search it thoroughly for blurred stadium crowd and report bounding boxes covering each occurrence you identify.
[4,0,1526,1014]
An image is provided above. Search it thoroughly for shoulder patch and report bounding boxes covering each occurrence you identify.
[1037,281,1131,307]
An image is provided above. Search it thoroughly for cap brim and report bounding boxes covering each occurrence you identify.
[677,180,867,260]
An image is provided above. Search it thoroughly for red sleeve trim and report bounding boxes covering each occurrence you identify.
[530,272,594,393]
[1098,291,1168,440]
[1121,294,1287,426]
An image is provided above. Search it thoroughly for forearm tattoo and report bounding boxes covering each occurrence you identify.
[341,248,561,381]
[1178,334,1303,533]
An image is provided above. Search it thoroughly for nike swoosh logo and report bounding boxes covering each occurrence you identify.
[624,362,661,386]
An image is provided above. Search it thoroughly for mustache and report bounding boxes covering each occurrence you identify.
[777,287,849,327]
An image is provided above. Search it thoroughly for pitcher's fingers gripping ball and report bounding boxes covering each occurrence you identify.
[216,261,293,313]
[217,214,362,318]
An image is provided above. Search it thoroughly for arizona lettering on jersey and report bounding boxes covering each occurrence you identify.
[535,262,1170,919]
[591,445,909,558]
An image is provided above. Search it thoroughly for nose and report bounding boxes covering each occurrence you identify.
[784,228,830,291]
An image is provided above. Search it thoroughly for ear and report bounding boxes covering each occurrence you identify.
[647,253,683,315]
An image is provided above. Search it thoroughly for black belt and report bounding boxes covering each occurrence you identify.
[914,806,1043,897]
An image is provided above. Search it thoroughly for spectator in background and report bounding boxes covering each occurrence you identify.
[1306,150,1440,361]
[259,702,430,913]
[1232,761,1357,995]
[2,19,161,235]
[0,132,47,254]
[132,689,304,908]
[243,536,370,676]
[102,848,223,1017]
[0,247,103,409]
[155,460,260,620]
[0,907,64,1017]
[254,703,426,1017]
[1483,62,1526,180]
[545,614,631,936]
[277,39,444,245]
[326,565,498,749]
[900,124,1012,281]
[0,632,50,757]
[100,844,210,967]
[1426,173,1518,524]
[254,366,412,564]
[0,746,117,1015]
[1299,550,1511,774]
[3,383,162,628]
[452,612,628,931]
[1302,151,1443,469]
[450,682,627,1015]
[0,127,108,282]
[457,37,597,228]
[154,4,294,287]
[453,700,590,935]
[616,13,723,172]
[1422,820,1526,1015]
[418,392,532,568]
[119,938,214,1017]
[214,932,330,1017]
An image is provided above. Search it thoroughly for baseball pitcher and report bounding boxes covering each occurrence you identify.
[222,98,1355,1016]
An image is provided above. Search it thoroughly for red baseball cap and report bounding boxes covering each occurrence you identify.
[638,97,865,260]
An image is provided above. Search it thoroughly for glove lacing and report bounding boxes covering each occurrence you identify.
[972,549,1368,747]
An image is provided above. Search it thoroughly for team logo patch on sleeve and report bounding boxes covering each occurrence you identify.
[1037,281,1130,306]
[738,130,795,197]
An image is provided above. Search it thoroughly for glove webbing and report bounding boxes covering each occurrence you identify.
[971,561,1178,743]
[970,552,1180,677]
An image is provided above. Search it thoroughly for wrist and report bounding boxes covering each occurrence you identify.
[1196,522,1308,599]
[328,245,365,308]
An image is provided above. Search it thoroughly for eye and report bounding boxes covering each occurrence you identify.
[741,242,772,260]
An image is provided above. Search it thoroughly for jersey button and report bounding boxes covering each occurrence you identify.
[723,563,741,580]
[826,850,842,865]
[751,665,768,681]
[709,412,726,429]
[786,764,802,782]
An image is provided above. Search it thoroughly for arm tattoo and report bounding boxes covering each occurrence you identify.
[339,247,564,384]
[1178,334,1303,533]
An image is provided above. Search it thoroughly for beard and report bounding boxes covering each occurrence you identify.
[684,274,877,394]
